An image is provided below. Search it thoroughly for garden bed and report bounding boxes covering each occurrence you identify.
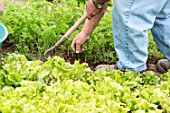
[0,40,161,75]
[1,1,170,112]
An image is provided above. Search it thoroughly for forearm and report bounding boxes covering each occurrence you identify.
[82,1,109,35]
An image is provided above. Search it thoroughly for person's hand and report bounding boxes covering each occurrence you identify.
[86,0,102,19]
[71,32,90,53]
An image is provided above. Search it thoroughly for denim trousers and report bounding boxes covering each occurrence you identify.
[112,0,170,72]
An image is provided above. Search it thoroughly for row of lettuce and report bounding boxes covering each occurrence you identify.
[0,0,163,64]
[0,53,170,112]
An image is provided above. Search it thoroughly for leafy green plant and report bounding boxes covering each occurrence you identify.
[0,0,84,57]
[0,53,170,112]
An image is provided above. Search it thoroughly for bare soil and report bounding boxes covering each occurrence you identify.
[0,41,15,62]
[0,41,161,75]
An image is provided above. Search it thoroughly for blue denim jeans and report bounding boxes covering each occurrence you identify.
[112,0,170,72]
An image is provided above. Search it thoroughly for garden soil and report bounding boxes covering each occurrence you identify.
[0,41,161,75]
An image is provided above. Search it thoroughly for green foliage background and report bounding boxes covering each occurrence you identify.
[0,0,164,63]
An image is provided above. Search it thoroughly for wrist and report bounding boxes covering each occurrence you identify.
[80,29,91,37]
